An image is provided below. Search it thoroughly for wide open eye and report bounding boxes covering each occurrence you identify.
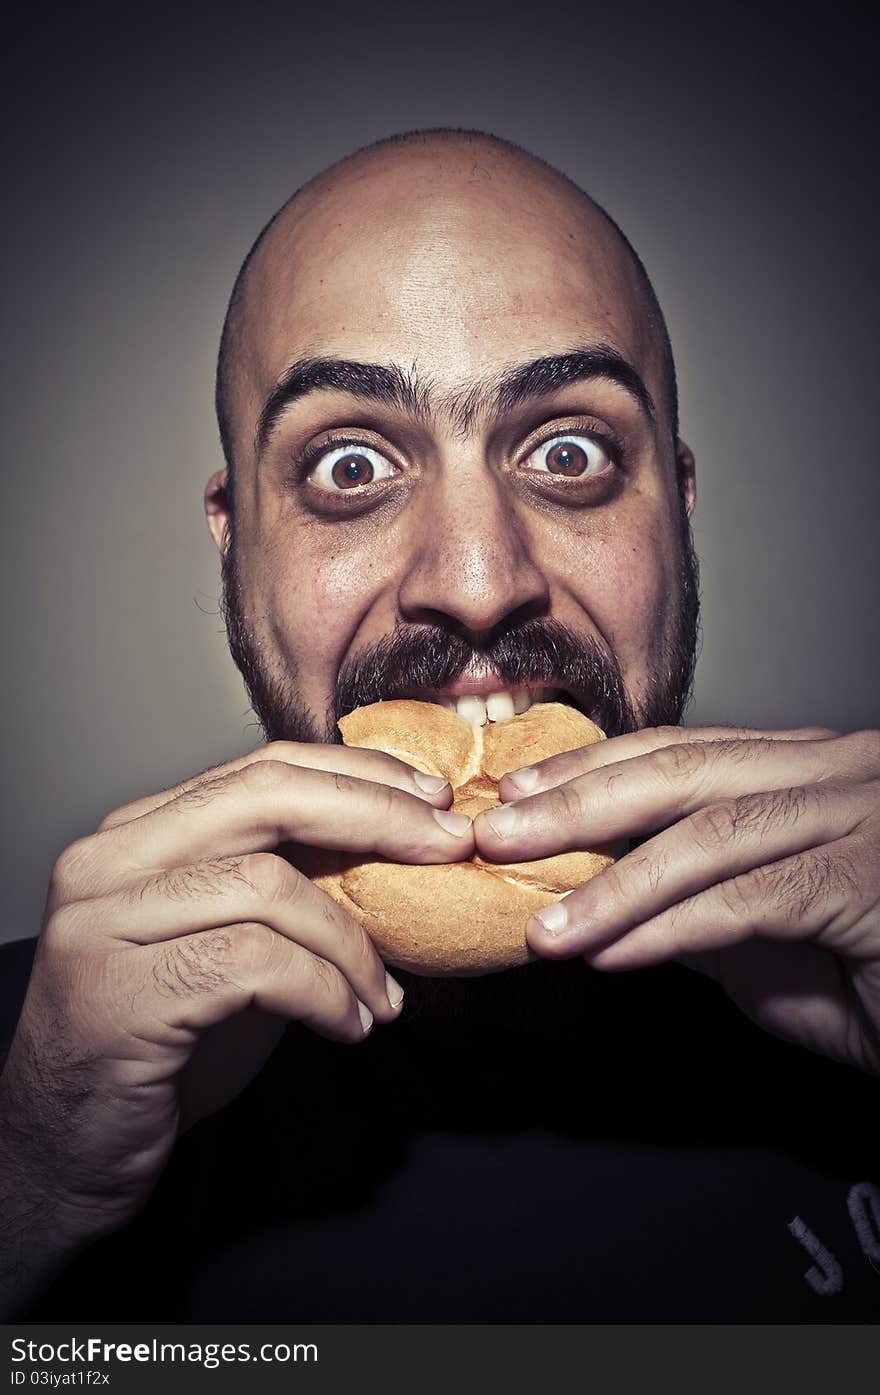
[522,433,612,479]
[306,443,397,491]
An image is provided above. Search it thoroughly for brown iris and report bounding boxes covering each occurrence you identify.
[331,452,375,488]
[545,441,589,476]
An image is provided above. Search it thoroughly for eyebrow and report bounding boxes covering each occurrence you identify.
[255,343,656,456]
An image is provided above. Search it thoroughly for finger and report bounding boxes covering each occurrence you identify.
[525,781,873,958]
[75,853,403,1021]
[477,734,852,864]
[138,923,376,1045]
[57,762,473,901]
[98,740,453,831]
[554,836,870,972]
[498,724,842,800]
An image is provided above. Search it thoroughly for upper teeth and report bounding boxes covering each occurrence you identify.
[437,687,561,726]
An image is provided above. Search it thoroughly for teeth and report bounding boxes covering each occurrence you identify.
[450,687,563,724]
[456,696,488,726]
[486,690,515,723]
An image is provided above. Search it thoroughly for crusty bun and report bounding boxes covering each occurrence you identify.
[307,700,616,976]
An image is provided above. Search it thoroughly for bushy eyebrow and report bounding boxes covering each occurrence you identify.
[255,343,656,456]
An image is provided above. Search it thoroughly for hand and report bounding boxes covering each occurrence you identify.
[0,740,474,1306]
[472,725,880,1076]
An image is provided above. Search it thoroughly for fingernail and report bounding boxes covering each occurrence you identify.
[432,808,472,837]
[531,901,568,936]
[358,1001,374,1034]
[506,766,539,793]
[385,971,404,1009]
[484,803,518,837]
[413,771,450,794]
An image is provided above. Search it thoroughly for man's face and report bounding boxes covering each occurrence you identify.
[208,145,698,742]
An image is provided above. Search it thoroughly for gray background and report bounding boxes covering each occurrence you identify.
[2,4,877,944]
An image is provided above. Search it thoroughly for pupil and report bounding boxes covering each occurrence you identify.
[547,441,587,475]
[331,452,374,488]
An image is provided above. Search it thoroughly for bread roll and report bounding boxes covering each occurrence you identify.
[307,700,617,976]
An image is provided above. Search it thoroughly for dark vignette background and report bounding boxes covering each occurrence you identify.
[1,2,878,944]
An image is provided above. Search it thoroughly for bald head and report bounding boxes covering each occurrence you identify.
[206,124,698,764]
[215,128,678,482]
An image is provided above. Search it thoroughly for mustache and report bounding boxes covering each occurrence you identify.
[334,618,637,738]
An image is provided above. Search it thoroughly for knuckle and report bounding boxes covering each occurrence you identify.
[718,873,755,922]
[766,785,812,826]
[318,891,376,969]
[347,918,380,974]
[145,858,243,905]
[153,932,234,997]
[49,837,97,901]
[548,780,587,825]
[238,759,295,797]
[172,772,229,811]
[358,749,409,781]
[241,851,299,905]
[797,726,841,740]
[229,919,276,969]
[590,860,626,905]
[811,847,859,904]
[781,858,825,920]
[847,729,880,769]
[261,740,305,762]
[728,787,811,839]
[314,982,363,1040]
[367,777,401,821]
[652,740,708,783]
[42,901,92,949]
[731,790,773,834]
[305,951,345,1004]
[646,849,670,895]
[757,853,849,924]
[688,801,738,851]
[832,728,878,771]
[757,861,806,922]
[248,741,311,772]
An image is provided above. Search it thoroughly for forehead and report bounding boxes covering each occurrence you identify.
[239,153,656,425]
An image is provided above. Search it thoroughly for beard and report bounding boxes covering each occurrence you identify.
[218,494,701,1028]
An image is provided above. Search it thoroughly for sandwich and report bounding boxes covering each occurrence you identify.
[307,698,617,975]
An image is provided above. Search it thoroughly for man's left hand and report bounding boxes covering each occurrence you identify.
[472,726,880,1076]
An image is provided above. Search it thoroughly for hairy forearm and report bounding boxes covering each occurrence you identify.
[0,1085,88,1319]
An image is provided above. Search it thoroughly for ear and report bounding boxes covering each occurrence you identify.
[675,438,696,518]
[204,468,232,554]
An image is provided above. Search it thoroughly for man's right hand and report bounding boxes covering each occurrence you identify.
[0,741,474,1310]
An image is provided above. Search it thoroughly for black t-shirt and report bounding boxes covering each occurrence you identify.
[3,935,879,1322]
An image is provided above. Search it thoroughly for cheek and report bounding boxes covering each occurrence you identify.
[552,502,678,662]
[255,526,395,681]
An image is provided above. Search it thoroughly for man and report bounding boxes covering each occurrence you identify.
[1,128,878,1321]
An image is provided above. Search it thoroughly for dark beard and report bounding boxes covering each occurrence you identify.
[218,493,700,1024]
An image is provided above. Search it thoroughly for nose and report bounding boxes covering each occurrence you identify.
[397,464,550,640]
